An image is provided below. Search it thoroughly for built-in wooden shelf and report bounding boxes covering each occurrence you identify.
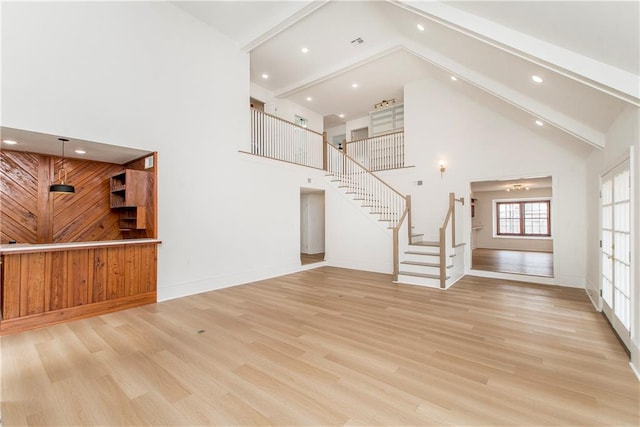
[110,169,152,230]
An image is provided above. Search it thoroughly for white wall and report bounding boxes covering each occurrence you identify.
[325,124,346,146]
[378,77,592,287]
[472,188,553,252]
[0,1,325,301]
[250,83,323,133]
[325,187,392,274]
[345,115,369,141]
[585,105,640,378]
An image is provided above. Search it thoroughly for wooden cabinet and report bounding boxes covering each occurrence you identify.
[110,170,152,231]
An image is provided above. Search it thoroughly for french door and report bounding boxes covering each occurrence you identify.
[601,159,632,349]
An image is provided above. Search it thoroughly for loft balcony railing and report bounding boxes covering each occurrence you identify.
[250,108,325,170]
[344,130,404,172]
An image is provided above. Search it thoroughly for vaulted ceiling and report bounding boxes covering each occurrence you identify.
[174,0,639,149]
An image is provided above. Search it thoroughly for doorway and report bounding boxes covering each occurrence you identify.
[470,177,554,277]
[300,188,325,265]
[601,158,632,349]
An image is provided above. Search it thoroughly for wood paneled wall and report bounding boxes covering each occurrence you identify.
[1,150,128,244]
[0,243,158,334]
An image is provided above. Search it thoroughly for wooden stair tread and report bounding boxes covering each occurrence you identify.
[405,251,439,256]
[400,261,452,268]
[398,271,450,280]
[411,241,439,247]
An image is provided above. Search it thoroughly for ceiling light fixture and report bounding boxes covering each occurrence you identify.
[351,83,358,88]
[50,138,75,194]
[417,23,425,31]
[74,149,87,154]
[374,99,396,110]
[261,73,269,79]
[535,119,544,127]
[2,139,18,145]
[301,47,309,54]
[506,184,529,192]
[306,97,312,101]
[338,114,345,118]
[531,75,543,83]
[450,75,457,81]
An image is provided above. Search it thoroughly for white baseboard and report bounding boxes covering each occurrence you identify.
[630,360,640,381]
[585,288,601,311]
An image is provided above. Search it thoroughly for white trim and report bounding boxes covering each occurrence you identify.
[629,361,640,381]
[585,288,602,312]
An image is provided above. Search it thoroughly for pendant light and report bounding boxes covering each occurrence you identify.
[50,138,75,193]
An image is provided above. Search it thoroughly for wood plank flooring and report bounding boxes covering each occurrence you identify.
[300,252,325,265]
[472,248,554,277]
[1,267,638,426]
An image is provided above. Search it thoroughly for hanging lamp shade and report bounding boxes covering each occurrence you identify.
[50,138,75,194]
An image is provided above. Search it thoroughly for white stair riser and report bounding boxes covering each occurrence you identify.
[403,252,440,263]
[406,246,440,256]
[399,263,441,275]
[396,275,441,288]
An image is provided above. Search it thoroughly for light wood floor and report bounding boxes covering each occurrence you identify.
[300,252,325,265]
[2,267,638,426]
[472,248,554,277]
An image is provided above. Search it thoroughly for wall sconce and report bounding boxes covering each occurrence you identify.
[439,160,446,178]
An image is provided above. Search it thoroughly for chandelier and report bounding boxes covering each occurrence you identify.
[506,184,529,192]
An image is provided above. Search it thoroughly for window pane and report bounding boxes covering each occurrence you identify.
[498,203,520,234]
[524,201,549,235]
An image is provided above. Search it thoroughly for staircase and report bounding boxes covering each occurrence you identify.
[326,144,465,289]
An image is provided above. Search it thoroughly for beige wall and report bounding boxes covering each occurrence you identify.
[471,188,553,252]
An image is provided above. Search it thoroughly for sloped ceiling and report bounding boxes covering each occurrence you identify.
[174,0,639,149]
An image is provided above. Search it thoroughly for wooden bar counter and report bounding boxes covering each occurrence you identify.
[0,238,160,335]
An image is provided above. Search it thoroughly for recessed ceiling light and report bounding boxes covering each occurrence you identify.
[535,119,544,126]
[338,114,345,118]
[306,96,312,101]
[531,75,544,83]
[351,83,358,88]
[450,75,457,81]
[74,149,87,154]
[301,47,309,54]
[2,139,18,145]
[261,73,269,79]
[417,23,425,31]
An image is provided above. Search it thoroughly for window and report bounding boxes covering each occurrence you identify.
[496,200,550,237]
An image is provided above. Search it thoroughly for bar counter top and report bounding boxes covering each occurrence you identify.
[0,238,161,255]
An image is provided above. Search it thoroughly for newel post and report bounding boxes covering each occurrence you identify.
[322,132,328,171]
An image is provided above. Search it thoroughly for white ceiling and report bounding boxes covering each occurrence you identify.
[176,0,639,150]
[471,176,552,193]
[1,127,152,164]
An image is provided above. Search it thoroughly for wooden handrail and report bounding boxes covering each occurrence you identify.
[327,144,406,199]
[346,130,404,145]
[250,107,324,136]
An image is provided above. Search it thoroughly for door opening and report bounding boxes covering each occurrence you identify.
[300,188,325,265]
[470,177,554,277]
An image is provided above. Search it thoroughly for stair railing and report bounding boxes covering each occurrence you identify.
[439,193,464,288]
[344,130,405,172]
[250,108,324,169]
[326,143,409,280]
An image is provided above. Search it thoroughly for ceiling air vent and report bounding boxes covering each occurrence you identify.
[350,37,364,45]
